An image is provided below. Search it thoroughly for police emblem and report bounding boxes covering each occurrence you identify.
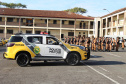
[34,46,40,54]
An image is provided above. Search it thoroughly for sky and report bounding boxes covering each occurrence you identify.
[0,0,126,17]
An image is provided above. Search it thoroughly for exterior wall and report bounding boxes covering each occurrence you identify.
[0,15,94,39]
[100,10,126,37]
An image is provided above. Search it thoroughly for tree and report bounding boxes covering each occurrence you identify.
[0,1,27,8]
[64,7,87,15]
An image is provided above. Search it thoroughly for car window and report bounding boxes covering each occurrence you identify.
[9,36,23,42]
[27,37,43,44]
[46,37,59,45]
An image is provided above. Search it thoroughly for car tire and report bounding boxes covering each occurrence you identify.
[16,53,30,67]
[66,53,80,66]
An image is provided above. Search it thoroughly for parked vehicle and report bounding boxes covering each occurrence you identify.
[3,33,90,67]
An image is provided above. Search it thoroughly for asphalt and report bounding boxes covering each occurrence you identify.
[0,45,126,84]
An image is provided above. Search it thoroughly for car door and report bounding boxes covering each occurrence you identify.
[43,37,66,58]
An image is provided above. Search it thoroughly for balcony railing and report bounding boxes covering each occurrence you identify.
[48,23,60,28]
[62,24,74,28]
[6,22,19,26]
[0,21,5,25]
[107,22,111,27]
[35,23,47,27]
[119,20,124,26]
[113,21,117,27]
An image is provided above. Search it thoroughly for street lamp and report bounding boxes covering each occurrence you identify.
[103,9,110,13]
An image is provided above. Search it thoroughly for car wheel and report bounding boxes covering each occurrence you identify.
[66,53,80,66]
[16,53,30,67]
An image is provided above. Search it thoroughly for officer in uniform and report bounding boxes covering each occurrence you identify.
[93,38,97,51]
[109,38,112,52]
[98,37,101,51]
[116,37,119,51]
[64,37,67,43]
[70,37,73,44]
[102,37,106,51]
[91,38,94,51]
[74,36,77,45]
[106,38,109,51]
[122,37,125,49]
[67,37,70,44]
[112,38,116,50]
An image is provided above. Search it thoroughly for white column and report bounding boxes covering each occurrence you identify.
[100,18,103,37]
[60,19,62,40]
[33,18,35,34]
[4,17,7,39]
[19,17,21,33]
[123,11,126,35]
[74,19,76,37]
[111,16,113,35]
[88,21,90,37]
[47,19,48,33]
[116,14,119,35]
[105,18,108,35]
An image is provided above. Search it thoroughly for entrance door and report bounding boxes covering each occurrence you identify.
[61,34,64,38]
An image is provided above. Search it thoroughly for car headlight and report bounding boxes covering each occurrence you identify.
[79,46,85,51]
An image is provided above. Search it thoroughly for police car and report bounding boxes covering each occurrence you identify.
[3,33,90,67]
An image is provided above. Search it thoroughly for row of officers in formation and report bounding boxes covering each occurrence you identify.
[64,36,125,52]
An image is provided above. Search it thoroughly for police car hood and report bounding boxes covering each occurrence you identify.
[63,42,78,49]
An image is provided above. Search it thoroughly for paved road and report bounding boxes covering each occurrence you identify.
[0,46,126,84]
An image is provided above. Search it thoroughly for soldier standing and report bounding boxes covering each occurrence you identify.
[122,37,125,49]
[64,37,67,43]
[112,38,116,50]
[116,37,119,51]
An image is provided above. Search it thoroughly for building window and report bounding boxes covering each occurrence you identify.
[62,20,65,24]
[26,30,32,34]
[69,21,74,25]
[17,18,23,22]
[0,29,3,33]
[83,32,85,34]
[7,18,13,22]
[53,20,57,24]
[7,29,13,34]
[68,32,74,36]
[0,17,2,21]
[35,31,41,34]
[26,19,33,26]
[79,32,81,34]
[45,20,47,24]
[91,22,93,25]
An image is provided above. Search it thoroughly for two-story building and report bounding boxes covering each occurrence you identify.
[0,8,94,39]
[100,7,126,37]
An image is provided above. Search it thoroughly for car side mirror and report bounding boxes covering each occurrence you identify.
[59,42,63,45]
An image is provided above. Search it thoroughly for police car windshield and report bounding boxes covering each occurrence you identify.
[9,36,23,42]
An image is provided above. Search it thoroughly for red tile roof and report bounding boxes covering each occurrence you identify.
[0,8,94,20]
[102,7,126,18]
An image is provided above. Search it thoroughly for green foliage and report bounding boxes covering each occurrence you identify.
[64,7,87,14]
[0,1,27,8]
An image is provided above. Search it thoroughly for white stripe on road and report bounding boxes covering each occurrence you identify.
[107,53,121,57]
[117,76,124,80]
[83,63,120,84]
[98,66,109,72]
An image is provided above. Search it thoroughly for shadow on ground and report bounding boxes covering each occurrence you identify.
[84,60,126,66]
[28,60,125,67]
[90,55,103,58]
[28,61,84,67]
